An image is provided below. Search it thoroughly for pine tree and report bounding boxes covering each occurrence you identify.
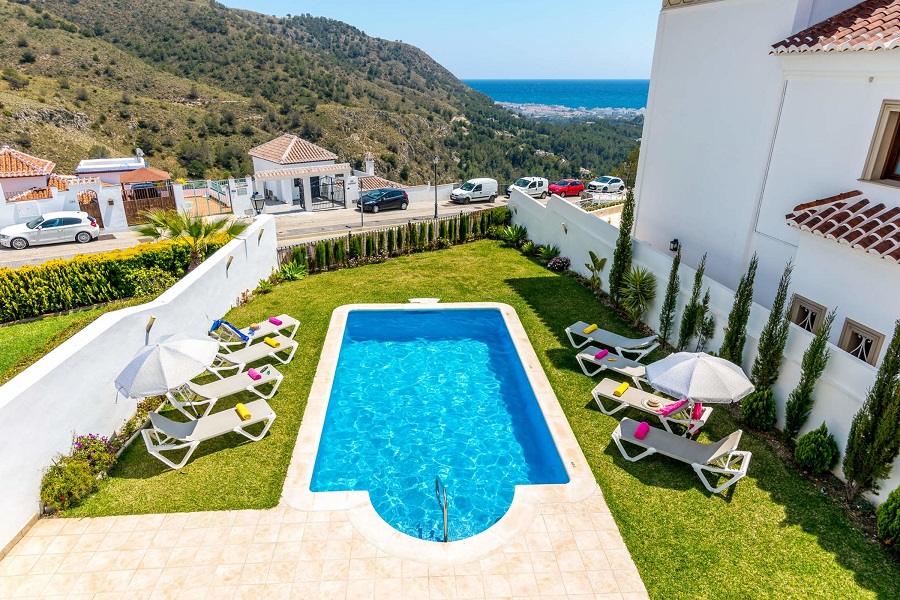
[720,254,759,365]
[843,319,900,501]
[677,253,707,351]
[750,262,793,389]
[784,310,836,438]
[658,246,681,347]
[608,187,635,306]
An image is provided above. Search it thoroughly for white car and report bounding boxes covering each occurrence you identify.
[0,211,99,250]
[587,176,626,193]
[506,177,548,199]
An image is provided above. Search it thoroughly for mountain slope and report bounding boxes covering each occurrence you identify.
[0,0,641,183]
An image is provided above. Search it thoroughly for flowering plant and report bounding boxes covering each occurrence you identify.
[547,256,571,272]
[71,433,119,475]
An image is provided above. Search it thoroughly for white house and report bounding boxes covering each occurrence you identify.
[75,155,147,184]
[635,0,900,368]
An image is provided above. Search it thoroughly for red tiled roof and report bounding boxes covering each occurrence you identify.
[359,175,404,191]
[772,0,900,54]
[249,134,338,165]
[4,175,84,202]
[786,190,900,263]
[0,146,55,179]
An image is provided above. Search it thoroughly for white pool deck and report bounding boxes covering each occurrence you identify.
[0,303,647,599]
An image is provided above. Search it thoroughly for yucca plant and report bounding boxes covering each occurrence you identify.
[135,210,248,271]
[538,244,561,262]
[500,224,528,248]
[521,241,538,257]
[619,266,657,328]
[279,261,307,282]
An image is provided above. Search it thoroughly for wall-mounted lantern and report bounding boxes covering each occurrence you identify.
[562,223,568,234]
[669,239,680,252]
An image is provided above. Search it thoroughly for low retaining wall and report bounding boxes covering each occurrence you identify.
[509,189,898,503]
[405,183,459,204]
[0,215,279,552]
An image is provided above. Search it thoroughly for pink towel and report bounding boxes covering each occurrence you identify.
[692,402,704,421]
[635,422,650,440]
[658,399,688,417]
[247,368,262,381]
[269,317,283,326]
[594,349,609,360]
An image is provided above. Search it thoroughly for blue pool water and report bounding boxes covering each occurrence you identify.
[310,309,568,542]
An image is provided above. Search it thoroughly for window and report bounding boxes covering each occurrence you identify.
[41,219,61,228]
[788,295,827,333]
[838,319,885,366]
[61,218,82,226]
[862,101,900,185]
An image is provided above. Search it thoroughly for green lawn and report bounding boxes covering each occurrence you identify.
[66,241,898,599]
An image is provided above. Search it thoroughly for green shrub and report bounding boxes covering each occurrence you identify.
[125,266,178,298]
[40,457,97,512]
[387,229,395,254]
[279,261,306,282]
[459,215,468,241]
[521,241,537,257]
[439,220,448,239]
[500,225,528,248]
[538,244,560,262]
[408,225,418,250]
[70,434,118,475]
[333,241,346,265]
[741,388,777,431]
[253,279,273,295]
[877,487,900,548]
[428,222,435,242]
[348,236,363,259]
[448,219,456,242]
[795,423,840,474]
[314,242,327,271]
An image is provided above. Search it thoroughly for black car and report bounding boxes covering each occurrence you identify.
[357,188,409,213]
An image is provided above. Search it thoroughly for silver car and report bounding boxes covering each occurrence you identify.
[587,176,626,193]
[0,211,99,250]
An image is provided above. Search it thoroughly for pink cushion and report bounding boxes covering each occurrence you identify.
[658,399,688,417]
[594,349,609,360]
[269,317,283,326]
[692,402,704,421]
[247,368,262,381]
[634,422,650,440]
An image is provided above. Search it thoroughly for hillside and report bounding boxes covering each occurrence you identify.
[0,0,642,183]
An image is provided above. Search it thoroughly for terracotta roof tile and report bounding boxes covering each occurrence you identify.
[773,0,900,54]
[359,175,404,191]
[0,146,55,178]
[249,134,338,166]
[786,190,900,263]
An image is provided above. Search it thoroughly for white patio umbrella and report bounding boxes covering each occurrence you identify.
[645,352,754,404]
[114,334,219,398]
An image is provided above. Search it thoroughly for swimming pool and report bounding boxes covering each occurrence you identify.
[309,308,569,542]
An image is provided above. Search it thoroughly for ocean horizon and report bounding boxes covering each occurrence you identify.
[463,79,650,111]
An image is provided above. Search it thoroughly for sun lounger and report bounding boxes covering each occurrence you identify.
[167,364,284,419]
[142,399,276,469]
[591,378,712,435]
[565,321,659,360]
[611,417,751,494]
[209,334,298,376]
[212,314,300,348]
[576,345,648,387]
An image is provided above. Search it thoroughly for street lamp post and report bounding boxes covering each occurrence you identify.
[433,156,439,220]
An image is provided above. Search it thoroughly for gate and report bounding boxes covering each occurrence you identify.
[123,197,177,225]
[77,190,104,229]
[181,179,234,217]
[310,176,345,211]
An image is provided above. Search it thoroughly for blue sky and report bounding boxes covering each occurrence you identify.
[220,1,659,79]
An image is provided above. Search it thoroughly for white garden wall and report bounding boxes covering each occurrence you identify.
[0,215,279,553]
[404,183,459,204]
[509,189,898,504]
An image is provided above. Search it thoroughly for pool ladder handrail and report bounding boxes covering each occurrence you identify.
[434,476,449,543]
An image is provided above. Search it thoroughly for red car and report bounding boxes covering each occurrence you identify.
[548,179,584,198]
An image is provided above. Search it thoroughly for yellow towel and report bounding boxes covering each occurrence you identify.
[607,357,618,362]
[613,382,630,397]
[583,324,599,334]
[264,337,280,348]
[235,403,251,421]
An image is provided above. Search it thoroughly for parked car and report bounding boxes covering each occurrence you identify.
[548,179,585,198]
[450,178,498,204]
[357,187,409,213]
[0,211,99,250]
[506,177,549,199]
[587,176,626,193]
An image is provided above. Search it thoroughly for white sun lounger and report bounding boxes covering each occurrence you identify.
[142,399,276,470]
[213,314,300,349]
[167,364,284,419]
[565,321,659,360]
[591,378,713,436]
[611,417,752,494]
[210,334,298,377]
[576,345,648,388]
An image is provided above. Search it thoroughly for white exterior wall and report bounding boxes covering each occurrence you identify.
[509,189,899,504]
[0,175,47,195]
[404,183,458,204]
[0,216,278,552]
[0,182,130,232]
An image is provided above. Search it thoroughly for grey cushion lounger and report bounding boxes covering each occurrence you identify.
[576,345,648,387]
[210,334,298,376]
[565,321,659,359]
[167,364,284,419]
[592,378,712,436]
[214,313,300,348]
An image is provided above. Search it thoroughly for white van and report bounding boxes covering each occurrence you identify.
[450,178,498,204]
[506,176,548,199]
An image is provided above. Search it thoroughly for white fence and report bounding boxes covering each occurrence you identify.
[509,189,898,504]
[0,216,279,553]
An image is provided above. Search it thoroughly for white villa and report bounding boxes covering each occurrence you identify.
[635,0,900,368]
[75,155,148,184]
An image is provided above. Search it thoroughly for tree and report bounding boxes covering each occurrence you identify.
[658,246,681,347]
[720,254,758,365]
[784,310,836,438]
[695,289,715,352]
[619,266,657,328]
[135,210,248,271]
[677,253,707,351]
[843,320,900,501]
[608,187,635,306]
[750,262,793,389]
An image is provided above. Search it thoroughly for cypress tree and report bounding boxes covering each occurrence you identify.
[695,289,714,352]
[785,310,836,438]
[387,228,395,255]
[608,187,635,306]
[750,262,793,389]
[658,246,681,347]
[720,253,759,365]
[677,253,707,352]
[843,320,900,501]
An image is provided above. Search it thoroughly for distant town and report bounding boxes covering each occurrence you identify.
[499,102,646,123]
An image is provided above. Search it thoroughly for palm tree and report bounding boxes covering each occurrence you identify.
[136,210,248,271]
[619,266,658,328]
